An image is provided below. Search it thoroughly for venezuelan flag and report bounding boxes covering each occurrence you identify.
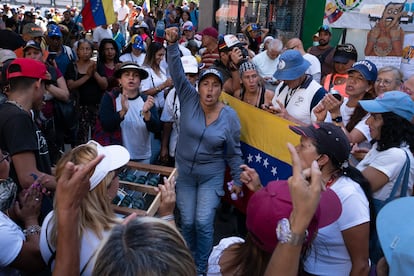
[82,0,116,31]
[220,93,300,186]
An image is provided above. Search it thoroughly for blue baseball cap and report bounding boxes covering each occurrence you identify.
[131,35,145,51]
[348,60,377,81]
[377,197,414,274]
[47,24,62,37]
[199,68,223,85]
[273,50,311,81]
[359,91,414,122]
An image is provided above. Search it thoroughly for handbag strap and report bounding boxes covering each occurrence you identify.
[385,151,410,203]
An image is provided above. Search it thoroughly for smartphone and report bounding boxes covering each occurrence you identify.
[330,89,342,101]
[47,52,57,64]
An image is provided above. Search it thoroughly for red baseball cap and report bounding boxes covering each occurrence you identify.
[6,58,49,81]
[246,180,342,253]
[198,27,218,40]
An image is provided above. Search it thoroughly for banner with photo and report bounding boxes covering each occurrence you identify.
[323,0,414,32]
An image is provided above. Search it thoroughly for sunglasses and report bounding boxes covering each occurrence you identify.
[0,151,10,163]
[336,45,355,53]
[186,73,198,78]
[318,25,331,32]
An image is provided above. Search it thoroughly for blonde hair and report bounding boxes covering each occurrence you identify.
[49,143,118,247]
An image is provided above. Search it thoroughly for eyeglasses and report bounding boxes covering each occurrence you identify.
[0,151,10,163]
[375,78,396,86]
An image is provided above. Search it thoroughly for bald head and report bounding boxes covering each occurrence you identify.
[286,38,305,55]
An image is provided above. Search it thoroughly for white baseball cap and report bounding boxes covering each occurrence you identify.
[87,140,130,191]
[181,55,198,74]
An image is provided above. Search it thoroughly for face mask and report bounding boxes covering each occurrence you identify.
[313,41,319,46]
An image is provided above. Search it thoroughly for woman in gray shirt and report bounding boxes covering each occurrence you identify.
[165,27,244,275]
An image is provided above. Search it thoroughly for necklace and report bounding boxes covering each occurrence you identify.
[6,100,25,111]
[325,170,340,188]
[244,86,261,107]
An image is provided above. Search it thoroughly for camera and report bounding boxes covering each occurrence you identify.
[238,45,249,59]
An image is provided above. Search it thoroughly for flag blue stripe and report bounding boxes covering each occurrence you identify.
[90,0,106,26]
[241,142,292,186]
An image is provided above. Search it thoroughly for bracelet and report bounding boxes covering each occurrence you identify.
[159,214,175,221]
[156,86,161,92]
[23,225,41,236]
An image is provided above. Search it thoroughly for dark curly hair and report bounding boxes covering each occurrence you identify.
[375,112,414,152]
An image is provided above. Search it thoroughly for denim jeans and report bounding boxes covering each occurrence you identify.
[176,171,225,275]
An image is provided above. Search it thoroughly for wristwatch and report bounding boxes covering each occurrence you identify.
[332,116,343,123]
[276,218,307,246]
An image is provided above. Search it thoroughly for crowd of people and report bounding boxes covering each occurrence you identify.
[0,1,413,276]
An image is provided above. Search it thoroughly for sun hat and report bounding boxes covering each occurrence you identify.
[289,122,351,166]
[47,24,62,37]
[246,180,342,253]
[198,27,218,40]
[273,49,311,81]
[333,44,358,64]
[22,23,44,37]
[114,62,149,80]
[348,60,377,82]
[87,140,130,191]
[359,91,414,123]
[198,68,223,85]
[377,197,414,275]
[130,34,145,51]
[181,55,198,74]
[6,58,49,80]
[23,40,42,51]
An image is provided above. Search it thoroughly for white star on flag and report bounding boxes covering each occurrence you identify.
[263,158,269,168]
[255,153,262,163]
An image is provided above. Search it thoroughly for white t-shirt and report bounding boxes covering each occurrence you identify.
[140,66,169,110]
[304,176,370,276]
[117,5,129,21]
[303,53,321,83]
[119,52,146,66]
[325,97,372,142]
[116,95,152,160]
[92,26,112,45]
[357,143,414,200]
[40,211,111,276]
[0,212,24,267]
[160,89,180,157]
[252,51,279,79]
[207,236,245,276]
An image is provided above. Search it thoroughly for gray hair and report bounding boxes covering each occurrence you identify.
[377,66,403,84]
[268,38,283,52]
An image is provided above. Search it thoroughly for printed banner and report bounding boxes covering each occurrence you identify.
[220,93,300,186]
[323,0,414,31]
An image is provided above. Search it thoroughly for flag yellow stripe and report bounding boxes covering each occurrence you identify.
[103,0,116,25]
[220,93,299,165]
